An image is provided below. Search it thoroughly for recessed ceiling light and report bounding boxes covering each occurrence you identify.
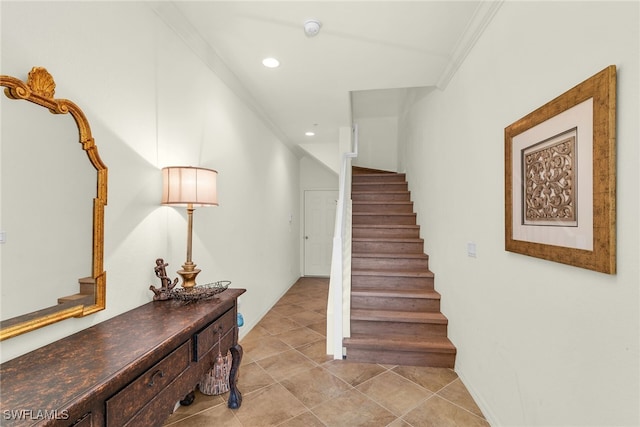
[262,57,280,68]
[305,131,315,136]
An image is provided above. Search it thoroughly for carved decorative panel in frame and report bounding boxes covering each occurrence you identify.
[504,65,616,274]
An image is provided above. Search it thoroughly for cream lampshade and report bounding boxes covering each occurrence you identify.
[162,166,218,289]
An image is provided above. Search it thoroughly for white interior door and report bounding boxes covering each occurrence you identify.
[304,190,338,276]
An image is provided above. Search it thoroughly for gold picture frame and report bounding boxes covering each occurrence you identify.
[0,67,108,340]
[504,65,616,274]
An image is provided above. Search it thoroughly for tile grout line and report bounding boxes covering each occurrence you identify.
[438,378,485,413]
[435,389,488,421]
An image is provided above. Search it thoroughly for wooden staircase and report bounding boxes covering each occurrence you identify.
[343,168,457,367]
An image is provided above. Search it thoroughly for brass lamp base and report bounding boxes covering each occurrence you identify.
[177,261,201,289]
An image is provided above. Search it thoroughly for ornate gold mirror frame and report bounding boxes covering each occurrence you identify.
[0,67,107,340]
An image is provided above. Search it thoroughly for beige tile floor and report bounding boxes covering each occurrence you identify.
[165,277,489,427]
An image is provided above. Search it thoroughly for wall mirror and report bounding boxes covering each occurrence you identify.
[0,67,107,340]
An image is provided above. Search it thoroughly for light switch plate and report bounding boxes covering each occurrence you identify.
[467,241,476,257]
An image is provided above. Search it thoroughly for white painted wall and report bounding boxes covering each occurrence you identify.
[300,156,339,190]
[352,116,398,172]
[352,87,406,172]
[299,142,340,174]
[399,2,639,425]
[0,2,300,362]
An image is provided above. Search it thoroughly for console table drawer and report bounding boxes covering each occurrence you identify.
[106,341,191,426]
[193,308,235,361]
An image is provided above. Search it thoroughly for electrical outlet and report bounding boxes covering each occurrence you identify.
[0,231,6,244]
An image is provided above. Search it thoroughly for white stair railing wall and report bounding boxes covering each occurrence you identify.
[327,124,358,359]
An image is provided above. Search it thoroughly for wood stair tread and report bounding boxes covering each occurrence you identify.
[352,166,396,174]
[352,288,440,299]
[351,269,434,278]
[353,178,406,181]
[352,224,419,228]
[352,252,428,259]
[353,178,402,181]
[353,237,424,243]
[343,335,456,353]
[353,201,412,204]
[351,309,448,324]
[352,183,408,187]
[352,172,405,177]
[352,190,410,194]
[353,212,415,216]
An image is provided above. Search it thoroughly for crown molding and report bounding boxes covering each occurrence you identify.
[436,0,504,90]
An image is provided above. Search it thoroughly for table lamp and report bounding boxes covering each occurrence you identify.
[161,166,218,289]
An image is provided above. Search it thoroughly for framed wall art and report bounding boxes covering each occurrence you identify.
[504,65,616,274]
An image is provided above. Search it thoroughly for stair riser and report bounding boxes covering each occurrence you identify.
[352,241,424,253]
[351,320,448,337]
[352,174,406,183]
[352,227,420,239]
[352,183,408,192]
[352,257,429,270]
[351,296,440,312]
[353,203,414,213]
[353,214,416,225]
[345,348,455,368]
[352,192,411,202]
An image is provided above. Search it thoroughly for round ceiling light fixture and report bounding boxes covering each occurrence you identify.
[262,57,280,68]
[303,19,322,37]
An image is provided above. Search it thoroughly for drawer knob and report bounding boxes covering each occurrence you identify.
[148,369,165,387]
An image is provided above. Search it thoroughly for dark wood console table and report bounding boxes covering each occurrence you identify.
[0,288,245,426]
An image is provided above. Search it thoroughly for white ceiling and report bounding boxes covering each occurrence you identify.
[153,1,502,152]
